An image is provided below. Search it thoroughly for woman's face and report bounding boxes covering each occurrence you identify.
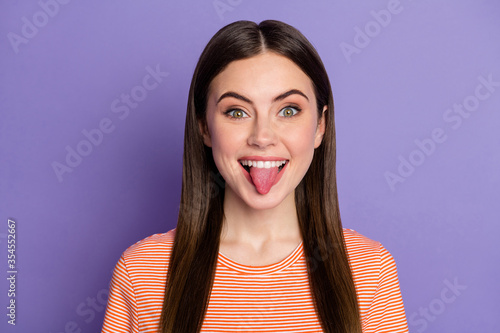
[201,51,326,211]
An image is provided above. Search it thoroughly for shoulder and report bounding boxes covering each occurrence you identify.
[342,228,402,292]
[342,228,395,272]
[120,228,176,263]
[342,229,408,330]
[342,228,382,255]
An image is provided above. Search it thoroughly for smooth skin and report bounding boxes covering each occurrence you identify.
[200,51,326,266]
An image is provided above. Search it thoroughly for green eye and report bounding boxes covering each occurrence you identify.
[225,109,248,119]
[280,106,300,117]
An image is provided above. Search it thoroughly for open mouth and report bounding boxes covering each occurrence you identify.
[238,159,289,195]
[239,160,288,174]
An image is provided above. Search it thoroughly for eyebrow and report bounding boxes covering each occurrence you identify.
[216,89,309,105]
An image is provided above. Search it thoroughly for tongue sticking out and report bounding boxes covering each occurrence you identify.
[249,166,280,195]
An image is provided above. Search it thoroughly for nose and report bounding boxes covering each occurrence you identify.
[247,117,278,149]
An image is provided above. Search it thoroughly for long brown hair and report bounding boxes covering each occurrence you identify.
[160,20,361,333]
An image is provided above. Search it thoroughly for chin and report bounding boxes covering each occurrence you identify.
[243,190,292,211]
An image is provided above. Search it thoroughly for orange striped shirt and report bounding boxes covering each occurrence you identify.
[102,228,408,332]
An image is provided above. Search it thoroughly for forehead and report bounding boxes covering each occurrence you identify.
[208,52,315,103]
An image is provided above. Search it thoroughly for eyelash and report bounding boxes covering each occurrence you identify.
[224,105,302,119]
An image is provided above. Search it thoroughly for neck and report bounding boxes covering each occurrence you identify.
[220,187,301,248]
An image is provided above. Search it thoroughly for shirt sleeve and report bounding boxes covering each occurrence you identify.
[362,244,409,333]
[101,254,140,333]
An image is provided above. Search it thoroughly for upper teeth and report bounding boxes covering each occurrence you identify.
[240,160,287,168]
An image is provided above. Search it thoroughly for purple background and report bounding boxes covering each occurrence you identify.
[1,1,499,332]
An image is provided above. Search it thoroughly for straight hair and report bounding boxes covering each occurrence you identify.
[160,20,362,333]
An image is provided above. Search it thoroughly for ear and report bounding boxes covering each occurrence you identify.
[314,106,327,148]
[198,120,212,147]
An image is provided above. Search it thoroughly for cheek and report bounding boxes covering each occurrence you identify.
[287,123,318,151]
[208,124,243,165]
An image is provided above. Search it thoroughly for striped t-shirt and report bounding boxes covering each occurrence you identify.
[102,228,408,332]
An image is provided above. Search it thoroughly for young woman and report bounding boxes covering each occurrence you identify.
[102,20,409,333]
